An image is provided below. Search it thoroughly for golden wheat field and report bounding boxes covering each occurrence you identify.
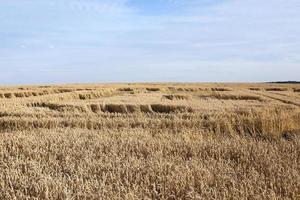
[0,83,300,199]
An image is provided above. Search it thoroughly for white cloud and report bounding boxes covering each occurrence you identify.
[0,0,299,83]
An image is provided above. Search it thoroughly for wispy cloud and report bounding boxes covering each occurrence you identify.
[0,0,299,84]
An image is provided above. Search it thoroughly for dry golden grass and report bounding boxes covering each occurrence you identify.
[0,83,300,199]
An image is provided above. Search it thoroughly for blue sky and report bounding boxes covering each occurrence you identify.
[0,0,299,84]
